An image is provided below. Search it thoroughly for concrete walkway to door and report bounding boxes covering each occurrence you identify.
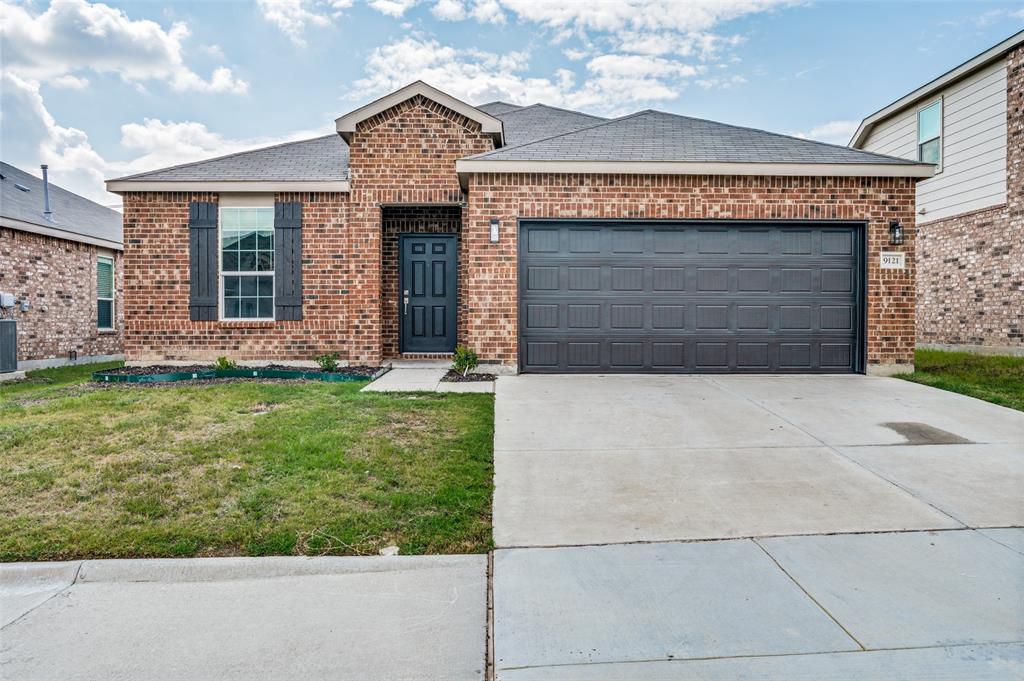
[492,374,1024,679]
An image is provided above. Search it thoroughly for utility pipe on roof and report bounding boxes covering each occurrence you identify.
[40,165,52,220]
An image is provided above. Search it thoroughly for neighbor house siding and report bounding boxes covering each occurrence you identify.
[915,44,1023,349]
[463,173,919,370]
[0,227,124,364]
[861,58,1008,223]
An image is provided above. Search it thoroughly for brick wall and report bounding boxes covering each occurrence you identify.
[0,227,123,362]
[463,174,918,368]
[380,205,464,358]
[121,191,353,362]
[121,95,921,371]
[916,44,1023,349]
[346,95,495,363]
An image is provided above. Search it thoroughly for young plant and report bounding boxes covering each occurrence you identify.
[213,356,237,371]
[451,345,479,377]
[316,352,340,373]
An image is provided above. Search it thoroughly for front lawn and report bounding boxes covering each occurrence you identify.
[0,363,494,561]
[899,349,1024,412]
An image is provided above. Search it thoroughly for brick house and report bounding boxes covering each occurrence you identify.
[1,162,124,371]
[851,31,1023,354]
[107,81,933,375]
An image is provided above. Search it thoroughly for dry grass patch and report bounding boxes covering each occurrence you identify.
[0,362,494,561]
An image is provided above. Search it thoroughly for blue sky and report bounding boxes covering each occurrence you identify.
[2,0,1022,206]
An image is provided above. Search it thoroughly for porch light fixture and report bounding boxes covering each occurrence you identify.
[489,219,500,244]
[889,220,904,246]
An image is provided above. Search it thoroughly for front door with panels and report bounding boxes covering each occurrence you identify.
[400,234,458,353]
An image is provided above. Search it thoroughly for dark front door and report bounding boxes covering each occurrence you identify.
[400,234,457,353]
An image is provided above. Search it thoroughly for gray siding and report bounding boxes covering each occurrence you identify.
[860,58,1007,222]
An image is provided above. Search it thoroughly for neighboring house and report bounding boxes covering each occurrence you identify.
[851,31,1023,353]
[106,81,932,376]
[0,162,124,370]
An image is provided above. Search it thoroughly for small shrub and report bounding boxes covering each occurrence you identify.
[213,356,237,371]
[316,353,340,373]
[451,345,479,377]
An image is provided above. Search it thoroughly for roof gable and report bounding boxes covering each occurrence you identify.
[335,81,504,145]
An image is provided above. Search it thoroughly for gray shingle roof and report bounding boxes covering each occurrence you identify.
[111,101,922,186]
[1,162,122,247]
[490,103,608,147]
[110,135,349,182]
[469,110,922,165]
[477,101,522,115]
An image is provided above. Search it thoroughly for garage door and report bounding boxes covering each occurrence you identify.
[519,221,863,373]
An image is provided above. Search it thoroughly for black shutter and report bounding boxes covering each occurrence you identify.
[274,202,303,321]
[188,201,218,321]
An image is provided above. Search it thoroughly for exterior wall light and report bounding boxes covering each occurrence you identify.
[489,219,500,244]
[889,220,904,246]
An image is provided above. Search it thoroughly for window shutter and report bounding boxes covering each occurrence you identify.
[274,202,303,321]
[188,201,219,321]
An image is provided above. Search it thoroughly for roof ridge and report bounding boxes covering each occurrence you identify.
[109,134,340,182]
[643,110,921,165]
[471,110,652,159]
[499,102,607,121]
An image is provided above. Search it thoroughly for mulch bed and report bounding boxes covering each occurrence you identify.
[97,364,381,378]
[441,370,496,383]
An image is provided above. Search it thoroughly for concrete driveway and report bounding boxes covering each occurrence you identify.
[494,374,1024,546]
[492,374,1024,678]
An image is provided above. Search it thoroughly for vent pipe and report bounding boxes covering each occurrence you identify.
[40,165,52,220]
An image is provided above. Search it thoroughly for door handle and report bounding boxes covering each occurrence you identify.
[403,289,409,316]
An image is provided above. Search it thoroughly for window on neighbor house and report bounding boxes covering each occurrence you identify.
[97,256,114,330]
[917,100,942,170]
[220,207,274,319]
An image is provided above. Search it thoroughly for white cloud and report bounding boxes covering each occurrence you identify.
[2,71,330,206]
[256,0,337,46]
[354,36,702,114]
[792,120,859,146]
[431,0,466,20]
[495,0,797,33]
[369,0,419,17]
[51,75,90,90]
[695,73,746,89]
[0,0,248,94]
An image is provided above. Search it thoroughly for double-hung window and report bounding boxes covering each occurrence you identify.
[220,207,274,319]
[917,100,942,170]
[97,256,114,330]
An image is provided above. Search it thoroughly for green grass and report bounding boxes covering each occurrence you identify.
[0,363,494,561]
[898,349,1024,412]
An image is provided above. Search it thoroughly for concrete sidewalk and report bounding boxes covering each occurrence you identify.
[493,530,1024,679]
[1,555,487,681]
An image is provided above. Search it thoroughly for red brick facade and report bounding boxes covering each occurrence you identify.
[122,191,350,362]
[916,45,1023,350]
[0,227,123,363]
[462,174,917,367]
[120,96,920,371]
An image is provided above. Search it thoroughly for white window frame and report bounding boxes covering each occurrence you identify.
[96,255,115,331]
[218,206,275,321]
[916,98,943,174]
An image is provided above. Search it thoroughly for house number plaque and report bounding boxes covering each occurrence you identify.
[880,252,905,269]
